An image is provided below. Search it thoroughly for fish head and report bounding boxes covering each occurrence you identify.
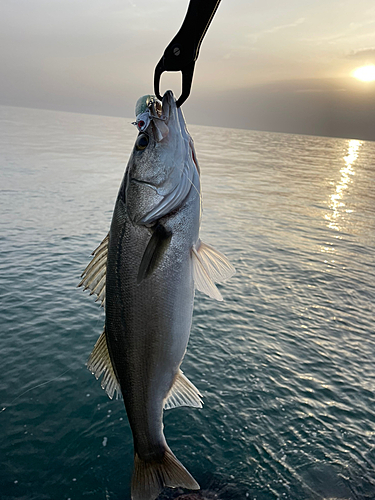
[125,90,199,225]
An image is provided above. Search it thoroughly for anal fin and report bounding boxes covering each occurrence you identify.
[87,328,121,400]
[164,370,203,410]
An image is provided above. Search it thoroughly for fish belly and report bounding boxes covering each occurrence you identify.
[105,193,198,460]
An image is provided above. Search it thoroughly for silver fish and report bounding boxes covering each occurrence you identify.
[79,91,234,500]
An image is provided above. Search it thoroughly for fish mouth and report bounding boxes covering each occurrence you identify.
[133,92,176,140]
[143,90,176,125]
[161,90,176,123]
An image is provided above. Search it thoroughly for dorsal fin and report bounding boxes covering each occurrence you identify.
[87,328,121,400]
[78,234,108,307]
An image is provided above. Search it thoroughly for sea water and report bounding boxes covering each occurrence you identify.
[1,105,375,500]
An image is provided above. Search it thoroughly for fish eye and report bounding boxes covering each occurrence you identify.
[135,134,149,151]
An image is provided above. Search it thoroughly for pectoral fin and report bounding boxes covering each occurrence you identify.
[78,234,108,307]
[164,370,203,410]
[137,224,172,284]
[192,239,235,301]
[87,328,121,400]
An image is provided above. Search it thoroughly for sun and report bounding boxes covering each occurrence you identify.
[352,64,375,82]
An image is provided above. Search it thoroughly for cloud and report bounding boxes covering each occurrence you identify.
[300,19,375,44]
[263,17,305,34]
[183,77,375,142]
[346,48,375,61]
[295,88,346,93]
[246,17,305,42]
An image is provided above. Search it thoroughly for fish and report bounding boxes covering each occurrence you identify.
[79,90,235,500]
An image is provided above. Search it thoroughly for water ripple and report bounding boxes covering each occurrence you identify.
[1,106,375,499]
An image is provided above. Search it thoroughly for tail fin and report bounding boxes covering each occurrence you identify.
[131,448,199,500]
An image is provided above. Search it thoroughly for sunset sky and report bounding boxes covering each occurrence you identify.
[1,0,375,140]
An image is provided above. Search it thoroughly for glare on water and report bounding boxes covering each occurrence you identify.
[325,139,361,231]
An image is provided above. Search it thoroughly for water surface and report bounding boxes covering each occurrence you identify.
[1,105,375,500]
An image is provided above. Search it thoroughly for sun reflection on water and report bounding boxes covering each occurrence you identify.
[325,139,362,232]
